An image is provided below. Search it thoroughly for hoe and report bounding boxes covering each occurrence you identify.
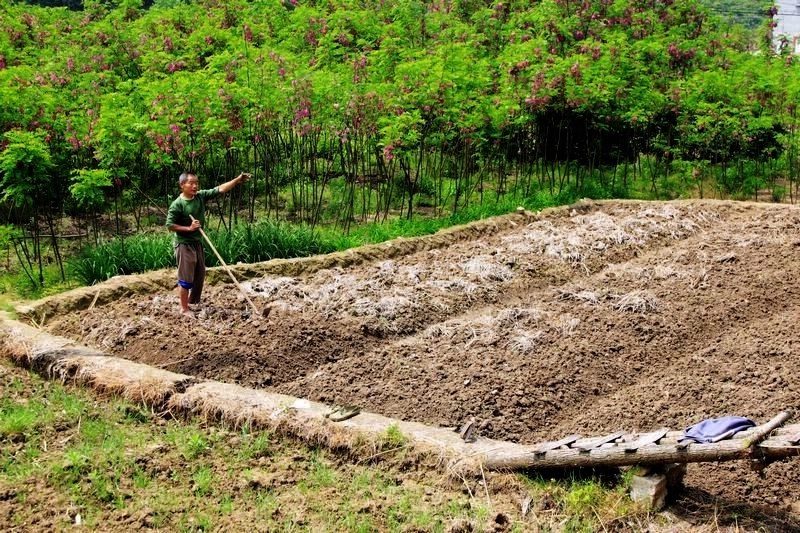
[190,215,269,319]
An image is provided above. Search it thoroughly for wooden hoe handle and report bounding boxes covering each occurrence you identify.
[189,215,261,316]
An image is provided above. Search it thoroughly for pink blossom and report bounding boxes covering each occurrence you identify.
[66,57,74,71]
[21,13,36,28]
[305,31,318,46]
[164,36,174,51]
[293,106,310,122]
[524,95,551,109]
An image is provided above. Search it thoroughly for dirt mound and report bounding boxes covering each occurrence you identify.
[43,199,800,516]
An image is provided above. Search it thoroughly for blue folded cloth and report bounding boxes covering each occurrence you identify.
[680,415,756,444]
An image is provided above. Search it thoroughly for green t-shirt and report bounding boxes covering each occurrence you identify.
[165,188,220,244]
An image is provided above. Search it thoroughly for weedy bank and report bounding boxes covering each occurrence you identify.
[0,355,673,532]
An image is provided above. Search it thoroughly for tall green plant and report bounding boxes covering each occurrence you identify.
[70,169,112,244]
[0,129,57,286]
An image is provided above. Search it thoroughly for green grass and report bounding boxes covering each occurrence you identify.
[0,385,55,439]
[2,359,534,531]
[381,423,408,449]
[0,262,78,301]
[69,232,173,285]
[67,218,336,286]
[192,466,214,496]
[237,428,272,461]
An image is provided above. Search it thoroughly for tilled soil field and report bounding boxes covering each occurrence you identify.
[45,199,800,518]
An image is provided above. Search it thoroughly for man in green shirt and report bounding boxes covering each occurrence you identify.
[166,171,250,318]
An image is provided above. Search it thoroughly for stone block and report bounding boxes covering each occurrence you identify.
[630,471,668,510]
[629,463,686,510]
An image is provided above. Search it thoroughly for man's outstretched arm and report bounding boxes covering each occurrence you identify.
[218,172,251,194]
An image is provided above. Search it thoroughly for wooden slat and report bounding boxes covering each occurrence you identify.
[576,431,624,453]
[533,434,582,456]
[782,431,800,445]
[623,428,669,453]
[758,442,800,449]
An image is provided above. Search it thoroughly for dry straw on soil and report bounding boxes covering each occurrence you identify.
[18,207,540,321]
[1,318,193,406]
[165,381,479,472]
[0,312,521,478]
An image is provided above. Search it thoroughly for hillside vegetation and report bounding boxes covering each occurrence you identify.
[702,0,771,29]
[0,0,797,291]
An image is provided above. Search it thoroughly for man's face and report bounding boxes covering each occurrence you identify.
[180,175,199,198]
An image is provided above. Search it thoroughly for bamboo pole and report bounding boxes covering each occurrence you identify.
[190,216,261,317]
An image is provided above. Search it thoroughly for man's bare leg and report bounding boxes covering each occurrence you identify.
[178,287,193,317]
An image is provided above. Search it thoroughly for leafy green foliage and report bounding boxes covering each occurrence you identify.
[0,0,798,295]
[0,0,794,223]
[0,224,21,252]
[70,169,112,211]
[0,130,53,209]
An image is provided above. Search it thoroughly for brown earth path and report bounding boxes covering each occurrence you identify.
[42,199,800,517]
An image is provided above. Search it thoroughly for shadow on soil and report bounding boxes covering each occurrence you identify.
[673,487,800,532]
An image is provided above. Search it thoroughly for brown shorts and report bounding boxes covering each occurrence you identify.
[175,242,206,290]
